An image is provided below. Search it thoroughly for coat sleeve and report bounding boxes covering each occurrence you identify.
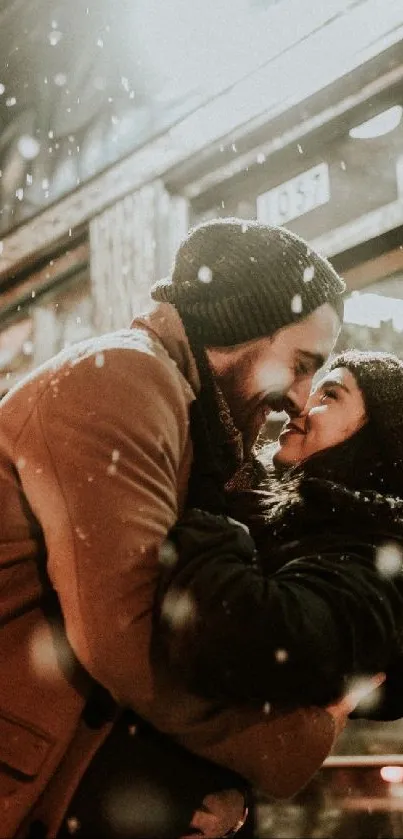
[15,343,191,707]
[157,510,402,707]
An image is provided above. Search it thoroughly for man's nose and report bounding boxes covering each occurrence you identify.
[285,376,314,417]
[281,396,300,418]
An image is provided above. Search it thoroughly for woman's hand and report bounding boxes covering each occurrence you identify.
[326,673,386,737]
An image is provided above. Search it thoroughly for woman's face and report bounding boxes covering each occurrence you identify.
[272,366,367,468]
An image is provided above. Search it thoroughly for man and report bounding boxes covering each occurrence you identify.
[0,218,344,837]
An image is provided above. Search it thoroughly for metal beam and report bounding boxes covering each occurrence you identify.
[176,62,403,200]
[324,755,403,767]
[311,198,403,258]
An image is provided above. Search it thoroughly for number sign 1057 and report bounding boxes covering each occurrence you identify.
[257,162,330,226]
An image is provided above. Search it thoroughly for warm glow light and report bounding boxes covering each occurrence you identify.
[380,766,403,784]
[349,106,403,139]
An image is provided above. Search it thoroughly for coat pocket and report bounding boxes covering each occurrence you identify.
[0,711,54,779]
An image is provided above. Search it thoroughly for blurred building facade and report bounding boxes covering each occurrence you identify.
[1,1,403,393]
[1,1,403,833]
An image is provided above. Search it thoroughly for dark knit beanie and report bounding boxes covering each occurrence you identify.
[329,350,403,491]
[151,217,345,346]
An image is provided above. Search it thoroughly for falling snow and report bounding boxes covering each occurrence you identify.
[66,816,80,834]
[161,589,196,628]
[22,340,33,355]
[54,73,67,87]
[17,135,40,160]
[197,265,213,283]
[291,294,302,314]
[376,542,403,577]
[29,625,75,682]
[303,265,315,283]
[104,781,174,836]
[95,352,105,368]
[48,30,63,46]
[275,648,288,663]
[158,540,179,569]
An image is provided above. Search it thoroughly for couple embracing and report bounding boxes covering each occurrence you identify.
[1,218,403,837]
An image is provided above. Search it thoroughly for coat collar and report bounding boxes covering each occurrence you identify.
[131,302,201,397]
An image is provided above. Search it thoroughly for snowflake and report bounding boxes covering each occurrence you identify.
[291,294,302,314]
[197,265,213,283]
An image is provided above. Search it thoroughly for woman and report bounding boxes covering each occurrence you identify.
[156,350,403,719]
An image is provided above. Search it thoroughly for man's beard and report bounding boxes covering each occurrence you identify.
[236,400,271,455]
[213,366,277,455]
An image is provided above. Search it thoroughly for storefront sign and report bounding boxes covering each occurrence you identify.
[257,162,330,226]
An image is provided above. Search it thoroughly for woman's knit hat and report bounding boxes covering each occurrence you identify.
[151,217,345,346]
[329,349,403,488]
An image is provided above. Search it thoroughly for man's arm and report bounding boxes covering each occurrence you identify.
[16,340,191,708]
[156,510,400,707]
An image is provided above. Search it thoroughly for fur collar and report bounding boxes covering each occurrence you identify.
[228,473,403,569]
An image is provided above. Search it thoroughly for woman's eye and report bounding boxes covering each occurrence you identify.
[320,388,338,402]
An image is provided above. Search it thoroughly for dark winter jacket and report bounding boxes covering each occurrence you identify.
[156,474,403,718]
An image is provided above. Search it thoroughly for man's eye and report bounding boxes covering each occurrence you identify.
[295,361,310,376]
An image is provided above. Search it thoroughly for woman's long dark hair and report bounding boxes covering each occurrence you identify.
[226,421,403,557]
[272,421,391,494]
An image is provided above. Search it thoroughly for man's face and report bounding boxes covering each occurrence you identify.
[206,303,341,453]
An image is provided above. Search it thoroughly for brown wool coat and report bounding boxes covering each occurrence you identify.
[0,303,336,837]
